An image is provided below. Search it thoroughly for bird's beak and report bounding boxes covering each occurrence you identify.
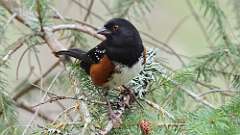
[97,27,111,35]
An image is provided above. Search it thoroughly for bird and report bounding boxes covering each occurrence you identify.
[55,18,146,128]
[54,18,146,89]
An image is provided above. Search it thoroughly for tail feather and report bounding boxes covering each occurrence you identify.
[54,48,93,63]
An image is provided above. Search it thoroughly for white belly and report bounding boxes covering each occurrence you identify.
[104,57,144,88]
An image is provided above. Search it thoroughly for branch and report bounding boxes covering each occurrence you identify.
[98,91,133,135]
[143,40,190,59]
[179,85,216,109]
[31,95,105,108]
[140,31,186,66]
[53,106,76,123]
[42,27,67,52]
[144,98,175,120]
[72,0,105,22]
[22,70,63,134]
[165,15,190,43]
[49,24,105,41]
[0,0,104,53]
[157,123,185,128]
[185,0,215,48]
[15,102,54,122]
[52,15,98,30]
[0,35,28,65]
[13,61,60,101]
[0,0,36,28]
[198,89,236,97]
[84,0,94,21]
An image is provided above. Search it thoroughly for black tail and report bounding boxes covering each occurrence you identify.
[54,48,92,63]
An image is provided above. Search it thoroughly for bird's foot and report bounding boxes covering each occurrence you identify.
[121,85,144,108]
[106,98,122,128]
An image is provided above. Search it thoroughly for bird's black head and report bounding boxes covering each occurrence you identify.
[97,18,142,47]
[97,18,144,67]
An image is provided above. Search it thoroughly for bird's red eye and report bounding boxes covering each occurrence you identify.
[112,25,119,31]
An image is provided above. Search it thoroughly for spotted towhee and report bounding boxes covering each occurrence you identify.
[55,18,146,89]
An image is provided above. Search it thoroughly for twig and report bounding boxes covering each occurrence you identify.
[185,0,215,48]
[84,0,94,21]
[49,24,105,41]
[99,105,124,135]
[165,15,190,43]
[140,31,186,66]
[0,35,30,65]
[100,0,112,14]
[143,40,190,59]
[31,96,75,108]
[198,89,236,97]
[31,95,105,108]
[36,0,44,32]
[42,27,67,52]
[79,101,91,135]
[4,12,17,28]
[0,0,36,28]
[13,60,60,101]
[178,85,216,109]
[32,46,43,82]
[22,70,63,135]
[16,45,34,80]
[37,125,67,135]
[52,15,98,30]
[13,36,77,101]
[15,102,53,122]
[156,123,185,128]
[49,5,65,20]
[72,0,105,22]
[25,83,75,122]
[98,91,133,135]
[144,98,175,120]
[53,106,76,124]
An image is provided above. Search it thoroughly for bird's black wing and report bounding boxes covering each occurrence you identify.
[86,42,107,63]
[54,42,107,74]
[81,42,107,74]
[54,48,93,62]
